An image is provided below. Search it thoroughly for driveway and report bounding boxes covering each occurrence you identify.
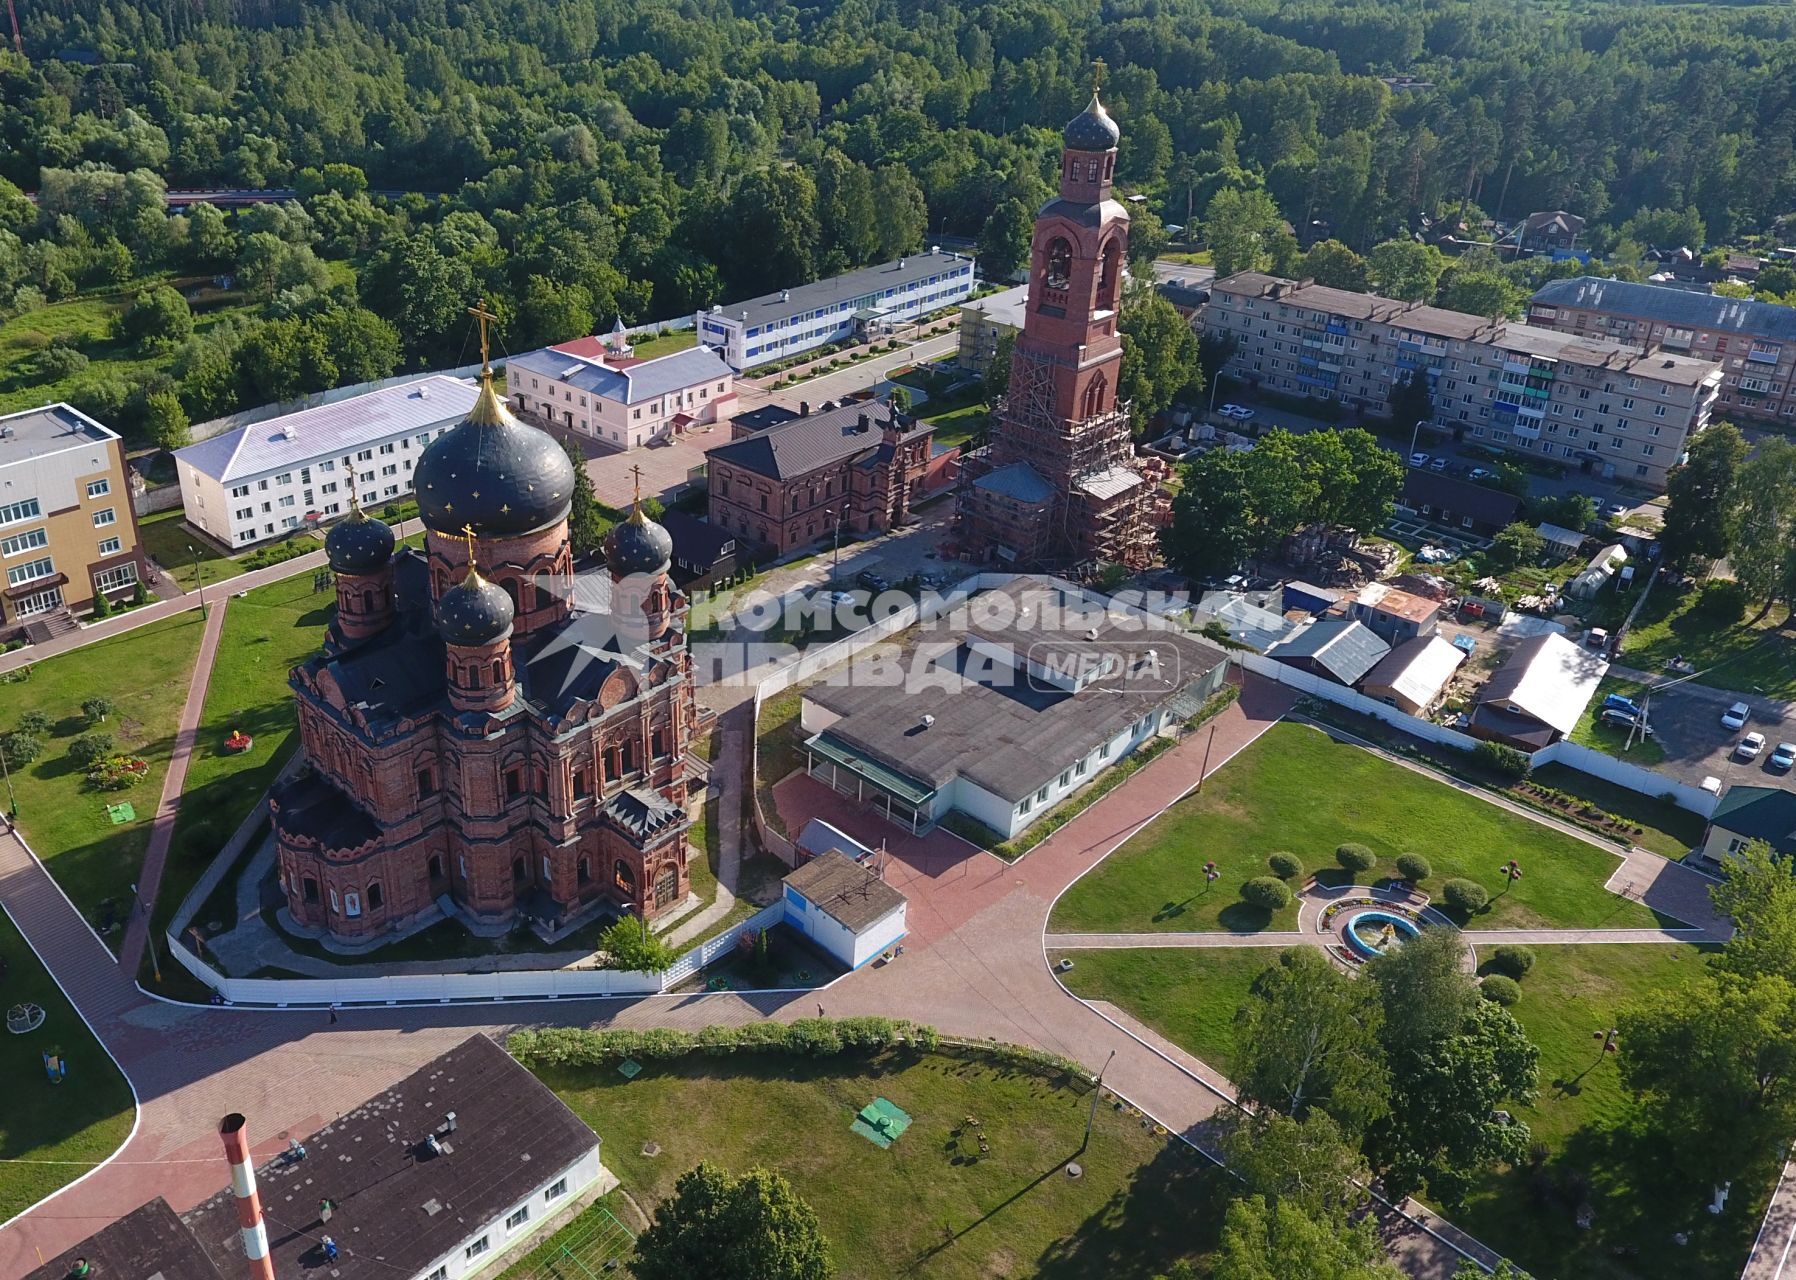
[1616,671,1796,792]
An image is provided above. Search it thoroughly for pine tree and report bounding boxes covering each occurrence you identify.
[563,437,605,560]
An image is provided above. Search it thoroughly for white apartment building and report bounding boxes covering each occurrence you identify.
[507,326,736,449]
[174,375,481,547]
[1203,272,1724,489]
[695,250,977,370]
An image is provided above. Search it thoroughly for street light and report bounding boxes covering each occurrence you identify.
[1499,859,1523,892]
[187,543,206,619]
[1080,1048,1117,1156]
[827,507,844,580]
[0,733,16,818]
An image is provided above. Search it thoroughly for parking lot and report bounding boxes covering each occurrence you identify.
[1611,673,1796,792]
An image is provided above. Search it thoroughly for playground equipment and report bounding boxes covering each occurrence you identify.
[6,1001,45,1034]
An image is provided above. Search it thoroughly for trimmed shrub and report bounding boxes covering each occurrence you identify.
[1335,842,1377,874]
[1481,974,1521,1006]
[16,710,51,736]
[507,1017,929,1067]
[1395,852,1432,883]
[1473,740,1533,781]
[1,731,43,767]
[1491,944,1536,979]
[1267,851,1304,881]
[1443,877,1490,914]
[69,731,114,767]
[1239,876,1293,912]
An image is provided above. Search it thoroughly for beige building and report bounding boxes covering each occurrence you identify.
[1360,635,1466,717]
[957,284,1029,376]
[0,403,145,633]
[508,327,737,450]
[1203,272,1724,490]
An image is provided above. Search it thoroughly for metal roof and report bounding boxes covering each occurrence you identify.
[1474,632,1607,736]
[1077,465,1145,500]
[963,283,1029,329]
[972,461,1055,503]
[708,251,971,329]
[507,343,733,406]
[1266,617,1391,686]
[705,400,923,481]
[1710,785,1796,854]
[175,376,480,483]
[1361,635,1466,709]
[1212,272,1494,339]
[1533,276,1796,342]
[0,401,119,468]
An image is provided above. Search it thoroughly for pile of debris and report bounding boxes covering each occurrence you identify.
[1280,527,1403,589]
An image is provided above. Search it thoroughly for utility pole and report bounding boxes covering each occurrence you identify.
[1196,723,1217,793]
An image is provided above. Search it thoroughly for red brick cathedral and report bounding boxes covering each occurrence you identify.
[273,342,699,946]
[956,90,1169,570]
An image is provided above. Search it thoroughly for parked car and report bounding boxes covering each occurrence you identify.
[1771,742,1796,772]
[1218,403,1249,418]
[1429,456,1450,471]
[1738,731,1767,760]
[1603,693,1643,717]
[1468,467,1496,482]
[1722,701,1752,730]
[1605,501,1631,521]
[1409,451,1430,468]
[1600,708,1652,735]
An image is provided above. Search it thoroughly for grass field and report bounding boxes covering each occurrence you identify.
[137,510,247,592]
[923,401,988,450]
[1620,585,1796,699]
[0,910,136,1222]
[144,573,331,990]
[1570,676,1666,766]
[1055,942,1763,1279]
[3,614,204,932]
[626,329,697,360]
[533,1048,1223,1280]
[1050,723,1666,935]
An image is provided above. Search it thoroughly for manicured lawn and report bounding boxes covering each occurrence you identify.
[531,1048,1223,1280]
[755,684,805,838]
[924,401,988,450]
[1620,583,1796,698]
[3,614,204,933]
[1528,763,1706,860]
[1570,675,1666,767]
[137,509,247,592]
[0,909,136,1222]
[1055,942,1761,1280]
[627,329,697,360]
[1050,723,1665,934]
[145,573,330,987]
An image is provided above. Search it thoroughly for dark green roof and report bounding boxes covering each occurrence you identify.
[1711,785,1796,853]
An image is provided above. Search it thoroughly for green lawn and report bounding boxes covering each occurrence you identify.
[1570,675,1666,767]
[0,909,136,1222]
[3,614,204,933]
[137,510,247,593]
[924,401,988,450]
[1527,763,1706,860]
[627,329,697,360]
[1055,942,1760,1280]
[531,1048,1224,1280]
[755,684,805,838]
[145,573,331,989]
[1050,723,1666,934]
[1620,584,1796,698]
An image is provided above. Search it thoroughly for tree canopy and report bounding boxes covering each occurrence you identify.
[634,1162,832,1280]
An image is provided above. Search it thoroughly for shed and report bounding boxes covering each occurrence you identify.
[1359,635,1467,717]
[795,816,877,865]
[1282,580,1341,615]
[781,851,908,970]
[1567,544,1627,600]
[1536,522,1586,555]
[1265,617,1391,686]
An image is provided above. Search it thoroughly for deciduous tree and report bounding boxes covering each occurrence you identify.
[1659,422,1745,571]
[1234,947,1389,1132]
[634,1163,832,1280]
[1212,1195,1402,1280]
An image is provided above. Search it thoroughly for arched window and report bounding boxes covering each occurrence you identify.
[302,876,320,904]
[1096,238,1122,309]
[367,881,383,910]
[502,578,521,614]
[578,857,591,886]
[1085,159,1100,183]
[360,589,376,613]
[427,855,444,881]
[536,584,555,612]
[328,887,340,913]
[1082,373,1109,418]
[654,862,678,909]
[1044,238,1073,290]
[491,657,506,685]
[467,665,482,689]
[614,859,636,898]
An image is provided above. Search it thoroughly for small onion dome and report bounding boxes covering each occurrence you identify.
[434,567,514,647]
[324,506,395,575]
[414,373,576,538]
[1063,93,1120,152]
[603,504,673,577]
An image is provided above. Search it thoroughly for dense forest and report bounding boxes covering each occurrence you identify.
[3,0,1796,441]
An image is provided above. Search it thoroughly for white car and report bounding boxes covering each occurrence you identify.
[1468,467,1496,482]
[1722,701,1751,730]
[1605,502,1631,521]
[1409,451,1430,468]
[1738,732,1767,761]
[1430,456,1449,471]
[1218,403,1256,420]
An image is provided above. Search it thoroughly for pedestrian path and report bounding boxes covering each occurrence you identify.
[1048,926,1713,950]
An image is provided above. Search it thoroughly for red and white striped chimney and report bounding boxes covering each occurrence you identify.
[218,1113,277,1280]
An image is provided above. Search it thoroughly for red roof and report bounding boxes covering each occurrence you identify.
[550,336,609,360]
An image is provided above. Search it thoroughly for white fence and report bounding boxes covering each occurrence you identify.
[1243,650,1721,820]
[165,898,789,1007]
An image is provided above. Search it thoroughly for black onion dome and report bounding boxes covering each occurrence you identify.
[434,568,514,647]
[414,374,576,537]
[1063,93,1120,151]
[604,506,673,576]
[324,507,395,575]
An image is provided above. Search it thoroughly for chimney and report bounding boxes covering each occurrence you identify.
[219,1114,277,1280]
[799,400,810,416]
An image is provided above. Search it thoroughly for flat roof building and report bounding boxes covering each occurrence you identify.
[695,251,976,371]
[799,577,1229,838]
[1529,275,1796,429]
[174,375,481,548]
[0,402,145,635]
[1203,272,1724,490]
[507,328,736,450]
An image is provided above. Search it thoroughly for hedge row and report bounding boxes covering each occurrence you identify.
[508,1017,935,1065]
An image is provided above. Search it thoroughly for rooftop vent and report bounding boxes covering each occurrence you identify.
[921,714,935,728]
[1086,628,1099,640]
[898,258,906,268]
[418,385,430,399]
[280,424,297,440]
[930,244,940,254]
[780,289,790,302]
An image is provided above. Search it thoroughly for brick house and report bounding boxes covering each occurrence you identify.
[704,400,935,556]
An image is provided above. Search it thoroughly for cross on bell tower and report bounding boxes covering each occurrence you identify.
[467,299,498,375]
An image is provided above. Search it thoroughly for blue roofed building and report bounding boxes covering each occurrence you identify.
[506,326,738,451]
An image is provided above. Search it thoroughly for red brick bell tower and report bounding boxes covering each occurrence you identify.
[956,70,1168,570]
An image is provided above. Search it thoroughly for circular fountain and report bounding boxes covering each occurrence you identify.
[1340,909,1421,960]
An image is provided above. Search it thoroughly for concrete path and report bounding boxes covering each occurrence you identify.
[1048,926,1714,950]
[1742,1146,1796,1280]
[116,598,230,974]
[661,701,748,948]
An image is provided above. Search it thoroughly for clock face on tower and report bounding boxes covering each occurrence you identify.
[1045,238,1073,290]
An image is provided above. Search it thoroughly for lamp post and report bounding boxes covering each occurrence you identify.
[1203,860,1220,892]
[827,507,844,581]
[1499,859,1523,894]
[0,734,16,818]
[1080,1048,1117,1156]
[187,543,206,619]
[1595,1027,1619,1056]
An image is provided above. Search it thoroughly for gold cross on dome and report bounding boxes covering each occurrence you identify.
[1091,57,1107,95]
[459,522,480,573]
[467,299,499,374]
[628,464,647,519]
